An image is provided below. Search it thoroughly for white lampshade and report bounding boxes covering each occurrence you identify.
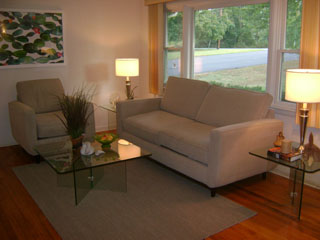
[285,69,320,103]
[115,58,139,77]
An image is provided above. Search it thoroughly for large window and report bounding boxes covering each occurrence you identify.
[164,0,303,110]
[193,4,270,92]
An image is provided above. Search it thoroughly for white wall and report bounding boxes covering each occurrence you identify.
[273,110,320,189]
[0,0,149,146]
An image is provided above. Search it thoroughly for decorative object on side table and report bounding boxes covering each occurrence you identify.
[80,142,95,156]
[109,92,121,109]
[57,86,94,148]
[273,131,285,147]
[115,58,139,100]
[285,69,320,154]
[281,139,292,154]
[94,133,118,152]
[303,133,320,165]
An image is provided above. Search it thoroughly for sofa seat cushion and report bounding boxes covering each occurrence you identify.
[123,110,192,145]
[158,121,216,165]
[196,85,273,127]
[36,111,66,139]
[160,77,210,119]
[123,110,193,145]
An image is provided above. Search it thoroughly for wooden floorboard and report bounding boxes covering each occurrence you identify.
[208,174,320,240]
[0,146,61,240]
[0,145,320,239]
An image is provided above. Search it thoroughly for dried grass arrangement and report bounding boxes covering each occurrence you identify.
[57,86,94,140]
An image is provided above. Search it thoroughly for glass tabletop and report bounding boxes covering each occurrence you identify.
[99,104,116,113]
[35,139,151,174]
[249,145,320,173]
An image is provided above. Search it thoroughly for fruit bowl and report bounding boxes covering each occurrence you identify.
[94,133,118,151]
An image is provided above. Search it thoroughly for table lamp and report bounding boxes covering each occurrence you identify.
[115,58,139,100]
[285,69,320,153]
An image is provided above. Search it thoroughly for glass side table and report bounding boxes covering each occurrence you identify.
[249,143,320,220]
[99,104,117,130]
[99,104,116,113]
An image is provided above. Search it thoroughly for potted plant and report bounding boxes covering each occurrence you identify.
[57,86,94,148]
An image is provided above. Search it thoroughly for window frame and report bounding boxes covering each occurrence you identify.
[268,0,299,111]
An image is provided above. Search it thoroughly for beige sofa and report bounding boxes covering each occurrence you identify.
[8,78,95,157]
[117,77,283,196]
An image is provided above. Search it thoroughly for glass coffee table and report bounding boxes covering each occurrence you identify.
[249,143,320,220]
[35,139,151,205]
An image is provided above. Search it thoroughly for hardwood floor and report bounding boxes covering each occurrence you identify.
[1,145,320,240]
[0,145,61,240]
[209,174,320,240]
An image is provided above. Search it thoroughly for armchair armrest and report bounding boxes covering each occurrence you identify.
[8,101,38,155]
[116,98,162,135]
[207,118,283,188]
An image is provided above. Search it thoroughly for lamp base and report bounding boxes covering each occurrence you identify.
[126,77,134,100]
[298,105,309,154]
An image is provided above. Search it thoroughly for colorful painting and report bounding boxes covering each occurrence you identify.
[0,10,64,67]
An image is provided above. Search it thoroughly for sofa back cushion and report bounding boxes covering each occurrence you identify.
[17,78,64,114]
[196,85,273,127]
[160,77,210,119]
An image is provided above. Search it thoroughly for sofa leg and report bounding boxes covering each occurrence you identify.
[262,172,267,180]
[210,188,216,197]
[35,155,41,164]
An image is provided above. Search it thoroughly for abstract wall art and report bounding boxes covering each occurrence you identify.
[0,9,64,68]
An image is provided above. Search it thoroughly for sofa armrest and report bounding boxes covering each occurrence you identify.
[116,98,162,136]
[207,118,283,188]
[8,101,38,155]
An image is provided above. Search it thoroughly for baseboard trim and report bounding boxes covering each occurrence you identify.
[271,169,320,190]
[95,125,109,132]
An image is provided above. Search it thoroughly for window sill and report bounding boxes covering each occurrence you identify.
[271,103,296,117]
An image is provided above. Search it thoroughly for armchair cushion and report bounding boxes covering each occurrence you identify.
[36,111,66,138]
[160,77,209,119]
[17,78,64,114]
[196,85,273,127]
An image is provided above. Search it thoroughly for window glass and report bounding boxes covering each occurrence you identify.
[164,10,182,84]
[280,53,300,101]
[164,50,181,84]
[285,0,302,50]
[193,3,270,92]
[167,11,183,48]
[279,0,302,103]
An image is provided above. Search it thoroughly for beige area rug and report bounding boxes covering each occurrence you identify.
[14,158,255,240]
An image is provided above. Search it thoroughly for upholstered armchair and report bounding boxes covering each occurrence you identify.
[8,78,95,156]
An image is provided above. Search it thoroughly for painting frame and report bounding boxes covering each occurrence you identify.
[0,8,66,69]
